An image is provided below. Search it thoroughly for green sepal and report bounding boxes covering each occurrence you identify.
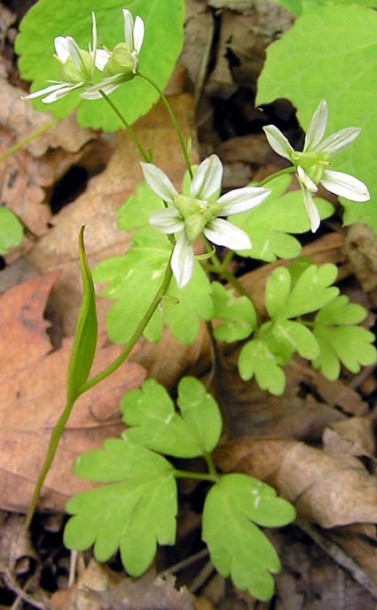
[66,226,97,402]
[202,473,296,601]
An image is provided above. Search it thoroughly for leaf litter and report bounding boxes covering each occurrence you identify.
[0,0,377,608]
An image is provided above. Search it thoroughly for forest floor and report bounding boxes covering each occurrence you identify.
[1,1,377,609]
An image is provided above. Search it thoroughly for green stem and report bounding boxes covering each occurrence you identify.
[257,166,295,187]
[0,118,59,162]
[25,256,173,528]
[174,469,219,483]
[201,238,249,298]
[138,72,193,179]
[99,89,150,162]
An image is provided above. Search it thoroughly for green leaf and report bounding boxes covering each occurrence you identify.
[315,294,368,325]
[231,175,334,262]
[257,3,377,234]
[93,228,171,344]
[266,264,339,319]
[66,227,97,401]
[238,338,286,395]
[64,438,177,575]
[121,377,222,457]
[202,473,295,601]
[313,321,377,380]
[17,0,185,131]
[211,281,257,342]
[94,227,212,346]
[272,319,320,359]
[0,208,23,254]
[117,182,163,230]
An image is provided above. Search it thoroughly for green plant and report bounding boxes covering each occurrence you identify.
[12,0,377,601]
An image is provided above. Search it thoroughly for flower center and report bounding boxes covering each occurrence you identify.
[291,151,331,184]
[173,195,221,242]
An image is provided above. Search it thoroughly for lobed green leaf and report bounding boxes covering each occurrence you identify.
[202,473,295,601]
[211,281,257,342]
[238,338,286,395]
[64,438,177,575]
[121,377,222,458]
[231,175,334,262]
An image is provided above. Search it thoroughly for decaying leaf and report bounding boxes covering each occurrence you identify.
[0,273,146,513]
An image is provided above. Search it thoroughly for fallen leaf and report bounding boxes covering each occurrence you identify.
[0,273,146,513]
[215,436,377,528]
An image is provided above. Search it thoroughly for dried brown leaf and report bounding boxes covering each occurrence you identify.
[0,273,146,513]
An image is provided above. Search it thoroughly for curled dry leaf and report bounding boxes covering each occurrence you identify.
[215,436,377,528]
[0,273,146,513]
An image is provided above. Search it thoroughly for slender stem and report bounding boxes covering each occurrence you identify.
[0,118,59,162]
[257,166,295,187]
[174,469,218,483]
[201,238,249,298]
[25,256,173,528]
[25,398,75,528]
[138,72,193,179]
[99,89,150,162]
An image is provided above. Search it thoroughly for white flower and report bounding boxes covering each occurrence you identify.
[81,10,144,100]
[141,155,270,288]
[23,13,104,104]
[263,100,370,232]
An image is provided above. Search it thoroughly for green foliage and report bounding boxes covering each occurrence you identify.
[66,227,97,401]
[121,377,222,457]
[16,0,185,131]
[65,378,295,599]
[0,208,23,254]
[238,262,375,394]
[117,182,162,230]
[211,281,257,342]
[312,296,377,379]
[257,3,377,233]
[202,473,296,601]
[64,439,177,575]
[231,177,334,262]
[93,227,213,346]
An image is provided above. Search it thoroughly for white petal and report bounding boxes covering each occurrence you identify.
[133,16,145,53]
[218,187,270,215]
[171,232,195,288]
[314,127,361,156]
[54,37,70,62]
[149,209,184,234]
[204,218,251,250]
[304,100,328,151]
[301,186,320,232]
[297,166,318,192]
[91,12,97,58]
[321,169,370,202]
[123,9,134,49]
[140,163,178,204]
[42,83,82,103]
[263,125,294,161]
[65,36,83,71]
[81,75,122,99]
[191,154,222,200]
[22,82,67,100]
[95,50,110,71]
